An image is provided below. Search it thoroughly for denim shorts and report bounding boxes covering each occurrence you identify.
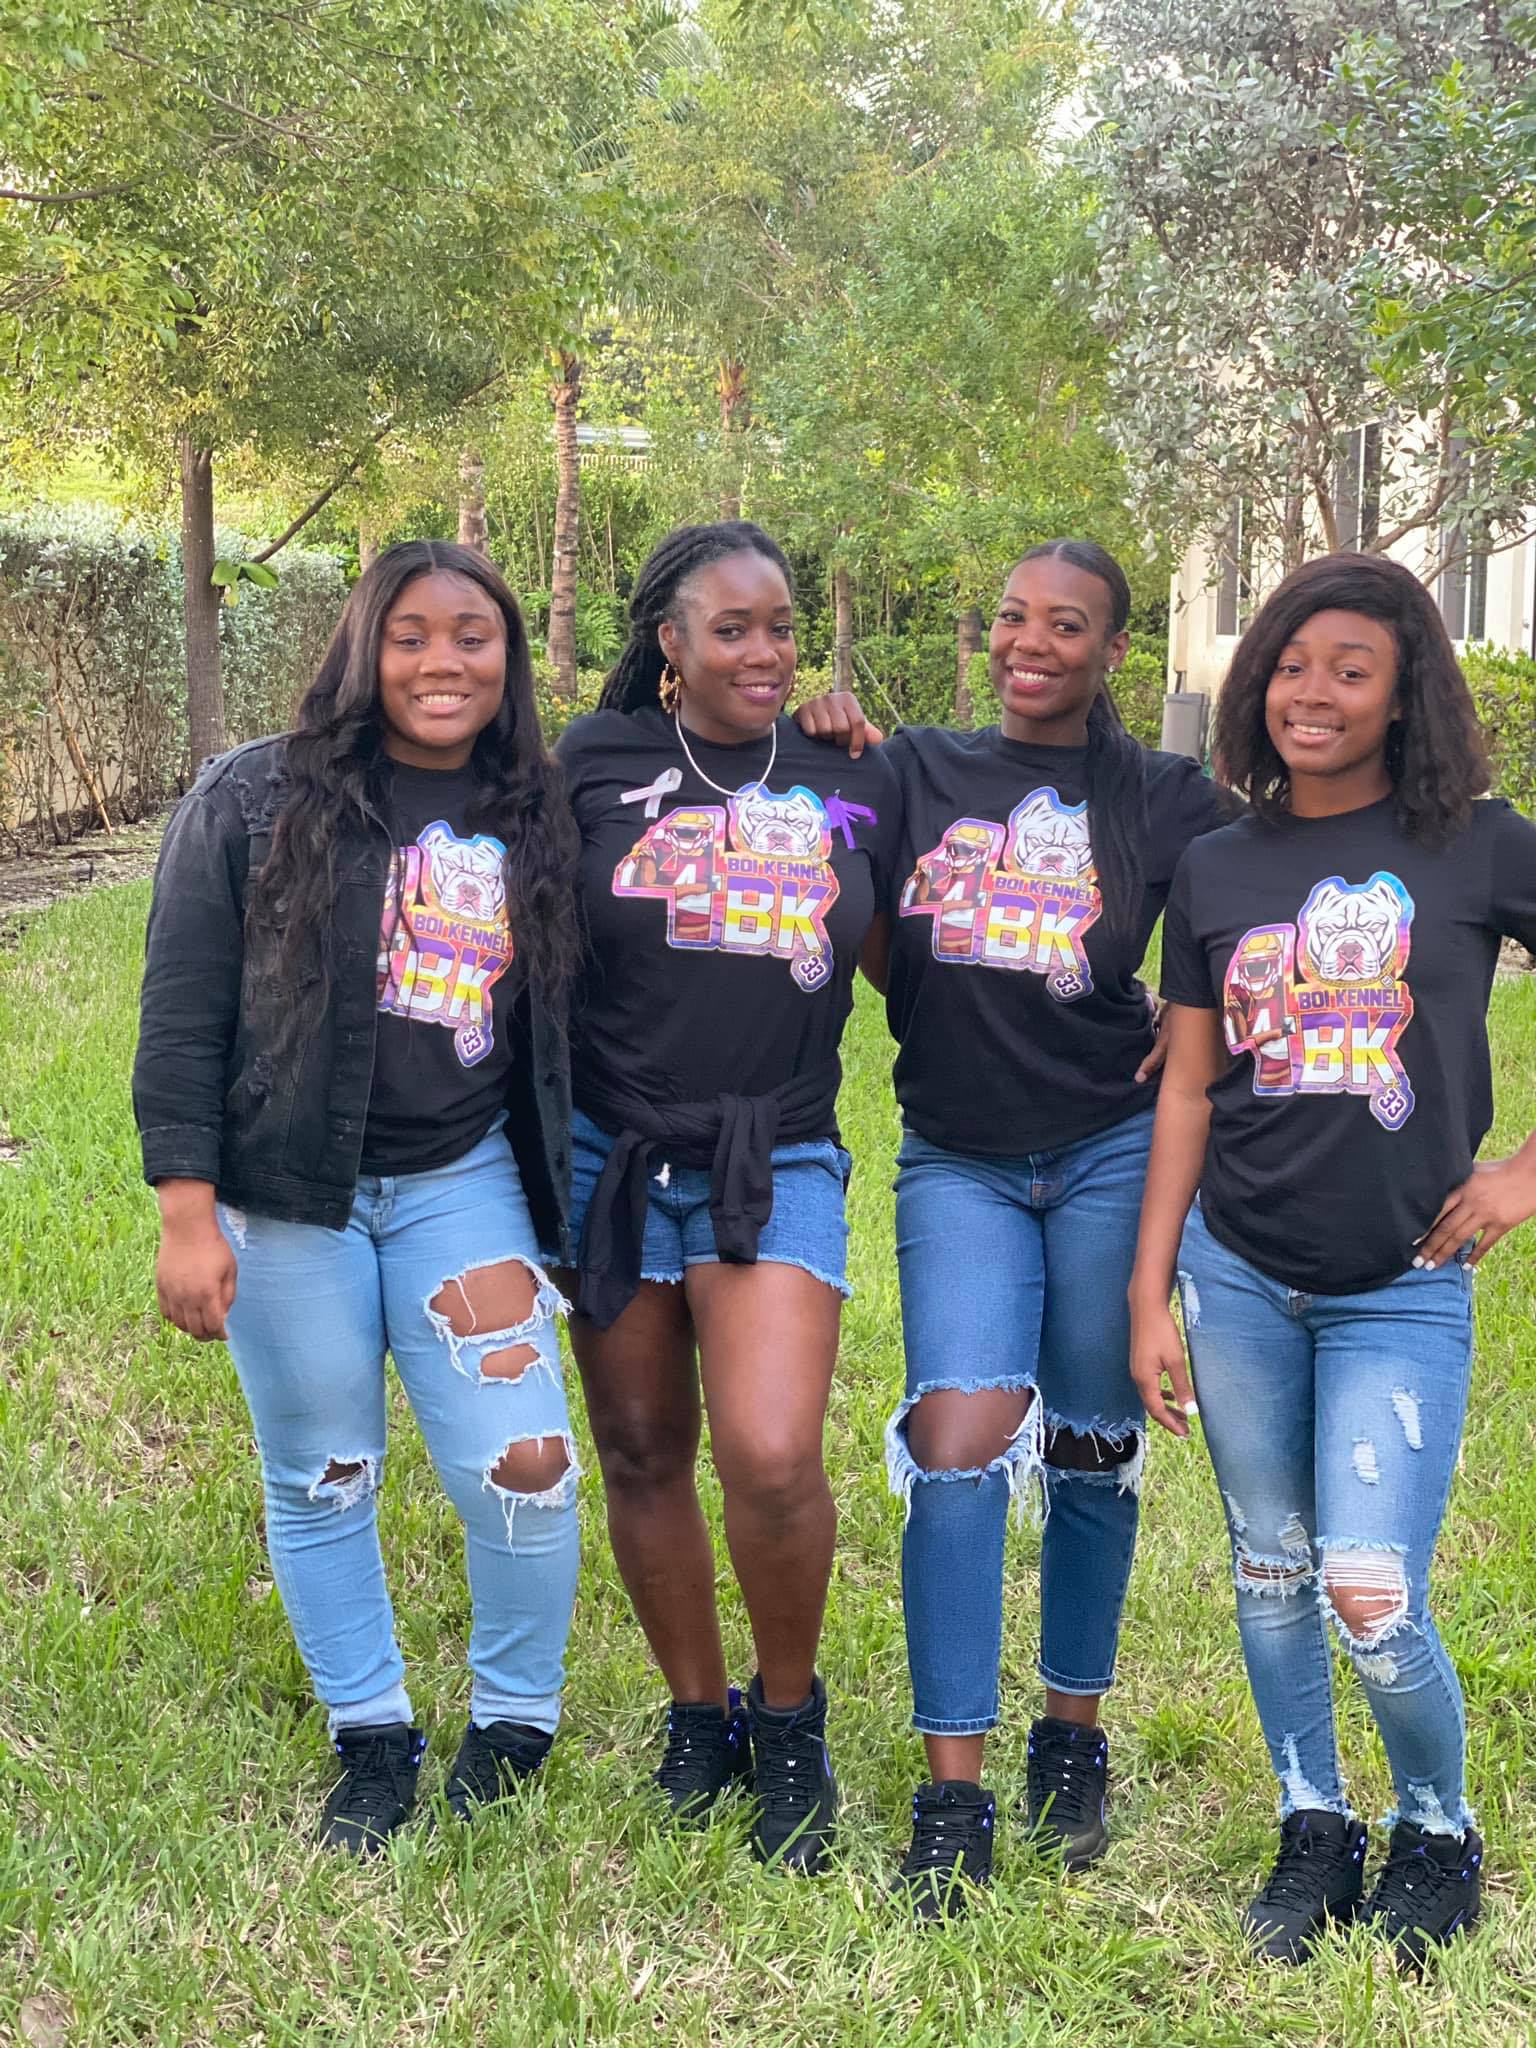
[564,1104,852,1297]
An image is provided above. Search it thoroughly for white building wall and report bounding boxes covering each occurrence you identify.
[1169,527,1536,699]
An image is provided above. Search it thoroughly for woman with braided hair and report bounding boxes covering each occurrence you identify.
[550,520,899,1873]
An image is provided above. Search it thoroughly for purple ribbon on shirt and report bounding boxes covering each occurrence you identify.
[826,791,878,850]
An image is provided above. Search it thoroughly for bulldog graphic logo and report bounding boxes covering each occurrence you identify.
[901,787,1101,998]
[1224,871,1416,1129]
[377,821,515,1068]
[614,780,846,992]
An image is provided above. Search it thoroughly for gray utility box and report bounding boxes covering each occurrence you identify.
[1161,690,1210,762]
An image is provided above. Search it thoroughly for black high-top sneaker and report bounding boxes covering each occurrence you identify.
[1243,1810,1369,1963]
[1363,1820,1483,1967]
[654,1689,752,1825]
[443,1718,553,1820]
[1025,1716,1110,1871]
[747,1673,838,1874]
[319,1723,426,1855]
[897,1781,997,1922]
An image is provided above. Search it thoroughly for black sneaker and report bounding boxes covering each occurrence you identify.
[1363,1820,1483,1967]
[898,1780,997,1921]
[747,1673,838,1873]
[1243,1810,1369,1963]
[319,1723,426,1856]
[1025,1716,1110,1871]
[654,1689,751,1825]
[443,1718,553,1820]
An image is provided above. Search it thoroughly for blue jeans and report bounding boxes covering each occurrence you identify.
[219,1123,579,1736]
[564,1104,852,1296]
[887,1109,1153,1734]
[1178,1200,1474,1834]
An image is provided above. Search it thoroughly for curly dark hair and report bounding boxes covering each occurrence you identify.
[599,520,795,713]
[1012,539,1148,941]
[251,541,580,1043]
[1212,553,1489,844]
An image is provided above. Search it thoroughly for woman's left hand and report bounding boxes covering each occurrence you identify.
[793,691,885,757]
[1414,1153,1536,1270]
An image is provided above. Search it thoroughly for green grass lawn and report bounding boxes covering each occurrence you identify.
[3,883,1535,2045]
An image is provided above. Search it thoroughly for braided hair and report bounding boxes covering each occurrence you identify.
[1014,540,1148,941]
[600,521,795,713]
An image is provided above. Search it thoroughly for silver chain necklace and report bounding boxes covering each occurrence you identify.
[673,706,777,797]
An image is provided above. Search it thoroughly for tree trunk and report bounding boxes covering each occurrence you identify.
[955,605,984,726]
[457,447,489,555]
[178,437,225,765]
[547,352,582,697]
[358,520,380,572]
[832,561,854,694]
[718,357,748,519]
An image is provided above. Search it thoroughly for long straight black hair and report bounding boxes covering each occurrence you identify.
[251,541,581,1038]
[1012,539,1148,939]
[600,520,795,713]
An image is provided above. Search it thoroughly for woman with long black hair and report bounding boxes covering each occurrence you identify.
[811,540,1233,1914]
[1132,553,1536,1965]
[551,519,898,1873]
[134,541,582,1853]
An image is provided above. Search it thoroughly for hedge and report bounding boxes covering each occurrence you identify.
[0,507,346,849]
[4,513,1533,849]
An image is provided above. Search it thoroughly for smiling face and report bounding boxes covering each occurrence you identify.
[657,550,796,746]
[988,556,1129,746]
[377,570,507,770]
[1264,607,1398,813]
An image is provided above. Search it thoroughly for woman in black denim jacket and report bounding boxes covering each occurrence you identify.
[134,542,582,1853]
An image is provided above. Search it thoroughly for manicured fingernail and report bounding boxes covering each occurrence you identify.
[1411,1256,1424,1268]
[1183,1400,1199,1417]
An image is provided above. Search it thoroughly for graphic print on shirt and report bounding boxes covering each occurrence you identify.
[613,781,843,992]
[900,787,1101,1000]
[377,820,514,1067]
[1223,871,1416,1130]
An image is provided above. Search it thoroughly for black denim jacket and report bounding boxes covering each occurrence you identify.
[133,736,573,1257]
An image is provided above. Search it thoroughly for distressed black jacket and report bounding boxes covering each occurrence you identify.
[132,736,573,1256]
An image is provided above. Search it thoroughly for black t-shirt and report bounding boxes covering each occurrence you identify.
[359,761,517,1175]
[883,725,1233,1153]
[1161,795,1536,1294]
[558,706,900,1112]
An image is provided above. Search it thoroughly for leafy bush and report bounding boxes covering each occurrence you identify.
[1111,647,1168,749]
[1463,643,1536,815]
[0,507,344,848]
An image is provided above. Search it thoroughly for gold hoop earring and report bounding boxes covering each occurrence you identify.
[659,662,682,714]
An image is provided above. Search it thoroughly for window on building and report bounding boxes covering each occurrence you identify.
[1438,438,1491,643]
[1216,500,1251,637]
[1467,546,1488,643]
[1334,425,1382,551]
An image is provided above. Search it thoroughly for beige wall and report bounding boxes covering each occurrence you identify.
[1168,528,1536,698]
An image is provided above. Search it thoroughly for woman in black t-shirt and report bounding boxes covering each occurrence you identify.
[1132,554,1536,1967]
[810,541,1232,1914]
[552,521,897,1874]
[135,544,583,1854]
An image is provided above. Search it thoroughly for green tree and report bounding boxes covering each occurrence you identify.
[1084,0,1534,584]
[2,1,635,759]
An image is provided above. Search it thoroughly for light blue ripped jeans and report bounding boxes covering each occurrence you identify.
[886,1110,1152,1733]
[219,1121,579,1736]
[1178,1198,1475,1835]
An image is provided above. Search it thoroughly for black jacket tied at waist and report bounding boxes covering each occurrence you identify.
[574,1063,842,1328]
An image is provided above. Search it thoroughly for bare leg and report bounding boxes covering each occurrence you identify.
[687,1261,842,1709]
[561,1272,727,1707]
